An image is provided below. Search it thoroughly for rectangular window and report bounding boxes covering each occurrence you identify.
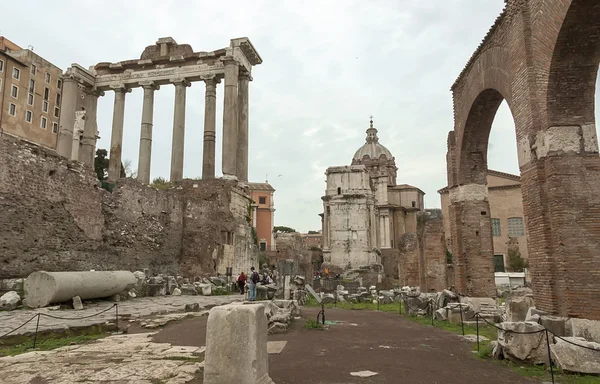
[31,64,36,75]
[27,93,34,106]
[52,122,58,134]
[8,103,16,116]
[0,59,4,72]
[43,100,48,113]
[45,73,50,83]
[54,106,60,118]
[40,116,47,129]
[57,79,62,90]
[29,79,35,93]
[259,196,266,204]
[494,255,505,273]
[44,87,49,101]
[12,67,20,80]
[56,93,61,105]
[491,218,501,237]
[259,241,267,252]
[508,217,525,237]
[25,110,32,123]
[11,85,18,98]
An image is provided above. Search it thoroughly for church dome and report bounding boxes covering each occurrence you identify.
[352,119,393,161]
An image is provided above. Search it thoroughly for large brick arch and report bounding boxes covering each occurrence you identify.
[447,0,600,319]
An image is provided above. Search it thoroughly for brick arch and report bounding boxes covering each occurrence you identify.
[446,0,600,318]
[546,0,600,129]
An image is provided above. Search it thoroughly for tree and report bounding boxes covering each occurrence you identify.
[273,226,296,234]
[122,159,137,179]
[308,230,319,234]
[507,248,529,272]
[94,149,109,181]
[94,149,128,181]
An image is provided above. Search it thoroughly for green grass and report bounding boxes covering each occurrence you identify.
[0,329,110,356]
[305,295,403,313]
[304,318,324,330]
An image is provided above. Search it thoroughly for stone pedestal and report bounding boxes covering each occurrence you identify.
[204,303,274,384]
[24,271,136,308]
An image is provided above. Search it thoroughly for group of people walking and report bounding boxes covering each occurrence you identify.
[236,265,276,301]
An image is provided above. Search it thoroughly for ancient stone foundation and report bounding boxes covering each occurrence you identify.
[0,135,257,279]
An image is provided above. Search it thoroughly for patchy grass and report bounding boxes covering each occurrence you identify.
[0,330,110,356]
[305,295,403,314]
[490,360,600,384]
[304,319,324,330]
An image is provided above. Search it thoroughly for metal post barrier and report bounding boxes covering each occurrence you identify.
[545,329,555,384]
[115,304,119,332]
[399,297,402,316]
[377,294,380,312]
[334,291,337,308]
[459,301,465,336]
[476,314,480,353]
[32,314,41,348]
[430,301,434,326]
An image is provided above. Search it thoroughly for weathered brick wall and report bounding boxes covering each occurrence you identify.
[381,248,399,280]
[397,233,419,287]
[0,135,256,279]
[420,218,447,292]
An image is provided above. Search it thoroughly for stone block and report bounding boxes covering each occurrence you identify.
[540,316,567,337]
[198,284,212,296]
[566,318,600,344]
[204,304,274,384]
[506,296,535,322]
[185,303,200,312]
[180,283,198,295]
[550,337,600,374]
[497,322,548,365]
[147,283,167,297]
[172,288,182,296]
[0,291,21,311]
[72,296,83,310]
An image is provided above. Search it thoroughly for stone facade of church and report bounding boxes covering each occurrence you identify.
[321,120,424,273]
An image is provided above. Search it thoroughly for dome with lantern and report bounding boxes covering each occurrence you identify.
[351,118,398,186]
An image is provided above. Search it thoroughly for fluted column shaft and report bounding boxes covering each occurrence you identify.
[108,86,130,181]
[236,73,250,182]
[56,77,78,158]
[202,77,219,179]
[222,57,239,178]
[137,82,159,184]
[170,79,190,182]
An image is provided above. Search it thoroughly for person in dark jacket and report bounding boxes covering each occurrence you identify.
[237,272,247,295]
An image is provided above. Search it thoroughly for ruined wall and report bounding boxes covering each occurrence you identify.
[397,233,419,287]
[420,218,448,292]
[0,135,256,279]
[381,248,399,280]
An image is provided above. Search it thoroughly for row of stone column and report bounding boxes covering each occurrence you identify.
[105,71,250,184]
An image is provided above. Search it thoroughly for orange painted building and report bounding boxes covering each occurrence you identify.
[247,182,276,253]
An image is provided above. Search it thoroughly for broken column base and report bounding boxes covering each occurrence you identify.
[204,303,275,384]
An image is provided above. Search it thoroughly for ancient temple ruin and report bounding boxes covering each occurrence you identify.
[55,37,262,183]
[321,119,425,273]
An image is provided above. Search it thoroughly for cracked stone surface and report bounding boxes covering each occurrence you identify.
[0,295,241,337]
[0,332,206,384]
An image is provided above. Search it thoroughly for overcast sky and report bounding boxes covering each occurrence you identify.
[3,1,598,233]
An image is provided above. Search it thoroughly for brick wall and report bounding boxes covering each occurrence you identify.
[420,218,448,292]
[0,135,256,279]
[397,233,419,287]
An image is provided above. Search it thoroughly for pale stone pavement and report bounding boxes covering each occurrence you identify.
[0,295,242,337]
[0,332,206,384]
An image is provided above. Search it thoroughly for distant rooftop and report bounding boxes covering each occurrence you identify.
[247,182,275,191]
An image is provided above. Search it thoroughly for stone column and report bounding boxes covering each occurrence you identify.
[323,204,329,248]
[383,215,391,248]
[170,79,190,182]
[252,205,257,228]
[79,88,104,167]
[221,57,239,179]
[236,73,250,182]
[379,216,385,248]
[448,183,496,297]
[108,85,130,181]
[55,76,78,158]
[202,77,219,179]
[137,81,159,184]
[71,110,85,161]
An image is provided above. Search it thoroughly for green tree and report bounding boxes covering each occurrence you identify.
[308,230,319,234]
[94,149,127,181]
[273,226,296,234]
[507,248,529,272]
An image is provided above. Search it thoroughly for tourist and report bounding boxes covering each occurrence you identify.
[249,267,260,301]
[237,272,247,295]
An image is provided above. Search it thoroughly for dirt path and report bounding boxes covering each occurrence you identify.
[129,307,539,384]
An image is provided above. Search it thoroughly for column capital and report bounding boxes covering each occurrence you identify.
[139,80,160,91]
[110,84,131,93]
[239,72,253,82]
[83,87,105,97]
[171,78,191,87]
[202,74,221,87]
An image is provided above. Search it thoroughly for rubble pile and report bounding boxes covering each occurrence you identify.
[254,299,301,335]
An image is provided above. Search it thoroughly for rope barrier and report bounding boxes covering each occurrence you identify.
[39,304,117,320]
[0,313,40,339]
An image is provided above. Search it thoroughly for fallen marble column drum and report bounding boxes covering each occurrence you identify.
[25,271,136,308]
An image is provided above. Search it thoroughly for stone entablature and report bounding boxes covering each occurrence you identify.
[56,37,262,185]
